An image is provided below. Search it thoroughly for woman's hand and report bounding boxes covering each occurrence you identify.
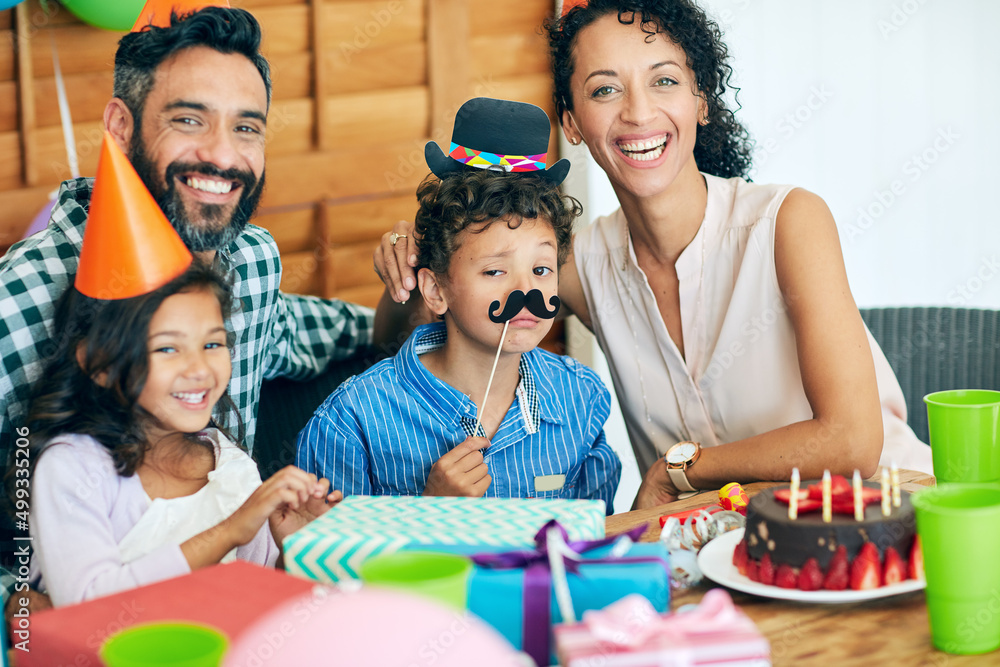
[374,220,418,303]
[633,460,679,510]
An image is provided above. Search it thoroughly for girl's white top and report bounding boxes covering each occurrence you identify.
[29,428,277,607]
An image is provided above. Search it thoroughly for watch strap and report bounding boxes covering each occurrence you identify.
[666,465,697,493]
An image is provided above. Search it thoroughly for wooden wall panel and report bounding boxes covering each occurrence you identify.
[469,0,552,37]
[331,242,380,290]
[0,81,16,131]
[32,121,103,187]
[0,40,14,80]
[265,97,314,156]
[325,194,416,245]
[33,71,113,127]
[256,5,309,55]
[323,42,426,95]
[470,34,550,80]
[0,133,23,191]
[30,27,120,78]
[279,249,320,294]
[325,87,429,150]
[255,207,314,252]
[321,0,425,45]
[0,185,51,248]
[268,52,312,99]
[0,0,557,315]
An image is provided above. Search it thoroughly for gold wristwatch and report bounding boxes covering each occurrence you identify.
[664,440,701,493]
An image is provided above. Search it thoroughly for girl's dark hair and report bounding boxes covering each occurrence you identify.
[546,0,754,180]
[414,169,582,277]
[114,7,272,128]
[23,261,241,478]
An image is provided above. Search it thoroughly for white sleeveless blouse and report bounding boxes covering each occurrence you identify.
[574,173,933,476]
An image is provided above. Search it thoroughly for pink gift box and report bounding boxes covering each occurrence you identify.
[555,589,770,667]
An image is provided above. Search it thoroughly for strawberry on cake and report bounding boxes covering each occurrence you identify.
[732,474,923,591]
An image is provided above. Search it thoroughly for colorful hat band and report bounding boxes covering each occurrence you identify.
[448,142,547,173]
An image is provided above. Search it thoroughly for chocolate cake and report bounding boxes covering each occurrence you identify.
[743,481,915,570]
[732,478,921,590]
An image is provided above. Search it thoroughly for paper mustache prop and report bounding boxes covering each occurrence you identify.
[475,289,560,439]
[488,289,560,323]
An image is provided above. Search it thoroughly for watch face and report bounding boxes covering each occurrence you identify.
[667,442,697,464]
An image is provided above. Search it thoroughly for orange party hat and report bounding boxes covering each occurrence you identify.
[131,0,231,32]
[75,133,192,300]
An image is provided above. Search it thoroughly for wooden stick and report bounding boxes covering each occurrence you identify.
[474,320,508,438]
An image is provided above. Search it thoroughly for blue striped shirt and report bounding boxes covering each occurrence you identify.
[296,323,620,513]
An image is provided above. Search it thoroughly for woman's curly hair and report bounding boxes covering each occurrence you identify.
[415,169,582,277]
[547,0,754,180]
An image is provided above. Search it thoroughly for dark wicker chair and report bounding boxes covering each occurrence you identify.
[860,307,1000,444]
[252,351,377,479]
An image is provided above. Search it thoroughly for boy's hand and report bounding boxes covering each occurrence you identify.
[374,220,418,303]
[424,437,492,497]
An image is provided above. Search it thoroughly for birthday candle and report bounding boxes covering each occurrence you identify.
[891,462,901,508]
[789,467,800,520]
[853,469,864,521]
[822,470,832,523]
[881,468,891,516]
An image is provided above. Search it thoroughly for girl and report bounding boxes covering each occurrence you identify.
[25,261,340,607]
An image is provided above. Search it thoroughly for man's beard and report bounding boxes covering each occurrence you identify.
[128,135,265,253]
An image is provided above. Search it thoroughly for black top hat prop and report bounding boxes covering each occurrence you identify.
[425,97,571,185]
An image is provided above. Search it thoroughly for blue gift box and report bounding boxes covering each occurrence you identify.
[430,539,670,665]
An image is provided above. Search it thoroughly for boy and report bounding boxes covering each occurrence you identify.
[296,98,620,511]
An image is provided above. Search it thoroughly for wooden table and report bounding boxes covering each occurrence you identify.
[605,469,995,666]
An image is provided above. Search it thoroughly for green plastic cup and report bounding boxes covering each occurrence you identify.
[925,390,1000,483]
[913,484,1000,654]
[359,551,472,611]
[100,622,228,667]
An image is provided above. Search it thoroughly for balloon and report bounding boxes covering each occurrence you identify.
[0,1,27,11]
[60,0,146,32]
[223,587,526,667]
[21,197,56,241]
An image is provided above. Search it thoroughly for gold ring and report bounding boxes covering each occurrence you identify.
[390,233,407,246]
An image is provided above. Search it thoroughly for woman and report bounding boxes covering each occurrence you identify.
[374,0,931,508]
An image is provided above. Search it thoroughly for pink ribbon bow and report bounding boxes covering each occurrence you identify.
[582,589,740,647]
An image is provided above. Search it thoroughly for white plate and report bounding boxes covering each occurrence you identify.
[697,528,926,603]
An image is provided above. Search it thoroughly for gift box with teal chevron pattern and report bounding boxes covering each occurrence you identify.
[282,495,606,583]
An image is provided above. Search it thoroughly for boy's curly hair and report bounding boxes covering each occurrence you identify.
[415,169,582,277]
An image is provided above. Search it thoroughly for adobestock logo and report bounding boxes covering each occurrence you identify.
[750,84,834,179]
[878,0,930,39]
[946,256,1000,306]
[843,127,959,244]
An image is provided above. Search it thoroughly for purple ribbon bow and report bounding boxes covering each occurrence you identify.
[471,520,654,667]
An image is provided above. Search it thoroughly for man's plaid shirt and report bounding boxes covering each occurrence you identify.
[0,177,374,461]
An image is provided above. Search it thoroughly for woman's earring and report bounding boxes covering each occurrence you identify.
[570,137,580,145]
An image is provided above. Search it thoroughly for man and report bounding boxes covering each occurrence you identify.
[1,5,374,616]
